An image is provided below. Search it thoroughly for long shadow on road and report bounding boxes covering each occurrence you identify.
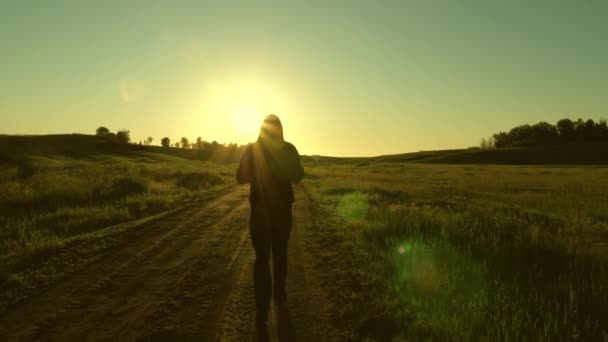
[275,303,296,342]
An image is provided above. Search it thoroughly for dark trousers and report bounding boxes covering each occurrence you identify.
[249,204,292,323]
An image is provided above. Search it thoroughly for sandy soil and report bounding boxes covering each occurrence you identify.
[0,185,334,341]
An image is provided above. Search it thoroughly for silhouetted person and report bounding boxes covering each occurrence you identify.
[236,114,304,340]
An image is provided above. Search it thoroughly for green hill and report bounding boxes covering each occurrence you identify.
[0,134,240,163]
[0,134,237,268]
[375,143,608,165]
[301,143,608,165]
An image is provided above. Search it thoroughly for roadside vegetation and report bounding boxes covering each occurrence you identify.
[302,163,608,341]
[0,150,235,271]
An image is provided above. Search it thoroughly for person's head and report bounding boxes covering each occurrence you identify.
[258,114,284,144]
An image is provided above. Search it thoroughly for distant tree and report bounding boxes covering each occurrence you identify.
[161,137,171,148]
[583,119,596,139]
[493,132,509,148]
[180,137,190,149]
[490,117,608,148]
[597,119,608,140]
[144,137,153,146]
[116,130,131,144]
[195,137,202,149]
[509,124,535,146]
[573,118,586,140]
[556,118,575,141]
[480,138,488,149]
[531,121,559,145]
[174,142,181,148]
[96,126,111,136]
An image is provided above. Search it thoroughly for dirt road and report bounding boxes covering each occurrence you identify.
[0,185,333,341]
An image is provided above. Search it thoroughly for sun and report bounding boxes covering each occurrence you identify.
[231,103,263,137]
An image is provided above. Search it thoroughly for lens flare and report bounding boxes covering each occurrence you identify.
[390,239,489,335]
[336,192,368,221]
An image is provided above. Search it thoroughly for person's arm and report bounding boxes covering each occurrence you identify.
[236,144,252,184]
[284,143,304,184]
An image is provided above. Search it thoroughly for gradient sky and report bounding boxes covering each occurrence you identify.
[1,1,607,156]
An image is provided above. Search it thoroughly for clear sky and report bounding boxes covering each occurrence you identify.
[1,1,607,156]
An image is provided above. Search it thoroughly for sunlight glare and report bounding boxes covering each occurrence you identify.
[232,104,263,137]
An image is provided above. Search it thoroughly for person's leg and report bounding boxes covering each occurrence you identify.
[271,209,292,304]
[250,209,272,325]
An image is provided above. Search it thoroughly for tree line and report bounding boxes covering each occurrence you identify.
[158,136,241,151]
[482,118,608,148]
[95,126,246,154]
[95,126,132,144]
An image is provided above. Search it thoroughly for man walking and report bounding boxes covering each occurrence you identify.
[236,114,304,339]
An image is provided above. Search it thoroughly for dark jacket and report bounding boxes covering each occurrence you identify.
[236,139,304,208]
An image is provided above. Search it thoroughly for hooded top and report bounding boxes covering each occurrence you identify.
[236,115,304,207]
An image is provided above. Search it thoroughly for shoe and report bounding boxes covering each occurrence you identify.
[256,320,269,342]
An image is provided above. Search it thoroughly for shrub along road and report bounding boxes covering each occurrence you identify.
[0,185,334,341]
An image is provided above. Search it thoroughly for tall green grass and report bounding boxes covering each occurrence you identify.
[0,155,235,264]
[303,163,608,341]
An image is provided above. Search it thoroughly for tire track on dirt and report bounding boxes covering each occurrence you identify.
[216,253,256,341]
[275,185,335,341]
[193,228,253,341]
[0,184,339,341]
[0,187,249,341]
[138,208,253,341]
[51,199,251,341]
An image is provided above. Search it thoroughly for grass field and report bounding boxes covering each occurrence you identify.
[0,151,235,271]
[3,134,608,340]
[302,162,608,341]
